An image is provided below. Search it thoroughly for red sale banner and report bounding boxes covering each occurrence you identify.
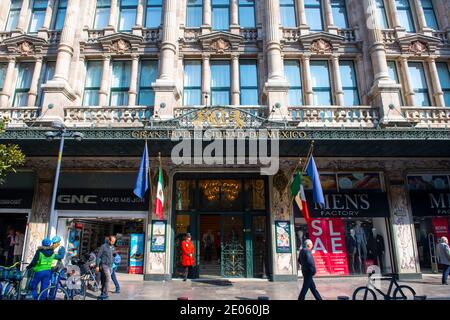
[432,217,450,242]
[307,218,349,276]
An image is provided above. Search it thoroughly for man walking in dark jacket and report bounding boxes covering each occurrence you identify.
[96,235,116,300]
[298,239,322,300]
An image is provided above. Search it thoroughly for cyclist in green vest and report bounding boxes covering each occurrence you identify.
[27,238,55,300]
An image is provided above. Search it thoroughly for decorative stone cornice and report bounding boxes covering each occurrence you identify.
[3,34,47,56]
[398,34,441,55]
[197,31,244,53]
[299,32,345,54]
[81,32,143,54]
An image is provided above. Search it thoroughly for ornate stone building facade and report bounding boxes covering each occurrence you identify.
[0,0,450,281]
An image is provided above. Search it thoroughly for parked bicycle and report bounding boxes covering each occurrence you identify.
[0,261,34,300]
[38,266,86,300]
[352,269,416,300]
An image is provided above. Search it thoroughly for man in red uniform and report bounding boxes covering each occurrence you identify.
[181,233,195,281]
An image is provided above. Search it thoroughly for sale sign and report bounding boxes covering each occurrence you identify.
[307,218,349,276]
[432,217,450,243]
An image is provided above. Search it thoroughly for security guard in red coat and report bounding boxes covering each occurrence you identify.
[181,233,195,281]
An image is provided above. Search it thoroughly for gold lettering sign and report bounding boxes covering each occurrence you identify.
[131,130,308,139]
[191,108,247,129]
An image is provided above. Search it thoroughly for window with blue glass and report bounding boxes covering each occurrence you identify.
[53,0,67,30]
[211,61,230,105]
[339,61,360,106]
[94,0,111,29]
[395,0,415,33]
[280,0,296,28]
[186,0,203,27]
[387,60,404,105]
[310,61,332,105]
[408,62,430,106]
[305,0,323,31]
[13,63,35,107]
[110,60,131,106]
[436,62,450,107]
[421,0,439,30]
[146,0,163,28]
[375,0,389,29]
[240,60,258,105]
[0,64,7,91]
[119,0,138,31]
[5,0,22,31]
[284,60,303,106]
[238,0,256,28]
[28,0,48,33]
[183,60,202,106]
[138,60,158,106]
[212,0,230,31]
[38,61,55,106]
[331,0,349,29]
[83,61,103,106]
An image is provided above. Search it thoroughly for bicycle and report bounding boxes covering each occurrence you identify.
[0,262,34,300]
[37,266,86,300]
[352,270,416,300]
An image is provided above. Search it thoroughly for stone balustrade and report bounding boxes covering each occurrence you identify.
[183,28,201,42]
[289,106,380,128]
[47,30,61,44]
[0,31,12,43]
[142,28,161,42]
[401,107,450,128]
[240,28,258,42]
[0,107,40,127]
[432,31,448,44]
[86,29,106,43]
[338,28,357,42]
[64,106,154,127]
[381,29,396,44]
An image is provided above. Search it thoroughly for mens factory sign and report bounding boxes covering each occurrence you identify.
[409,191,450,216]
[56,189,149,211]
[298,191,390,218]
[0,189,34,209]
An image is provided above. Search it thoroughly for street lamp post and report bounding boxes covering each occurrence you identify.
[46,121,83,238]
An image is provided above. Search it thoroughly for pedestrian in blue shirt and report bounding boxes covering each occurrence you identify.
[111,252,121,293]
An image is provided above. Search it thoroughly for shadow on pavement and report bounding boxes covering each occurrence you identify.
[191,279,233,286]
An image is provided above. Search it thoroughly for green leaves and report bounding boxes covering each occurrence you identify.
[0,120,25,185]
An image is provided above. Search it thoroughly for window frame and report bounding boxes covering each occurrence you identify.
[436,62,450,107]
[375,0,390,29]
[305,0,324,31]
[408,61,431,107]
[5,0,22,32]
[183,60,202,106]
[238,0,256,28]
[387,60,404,106]
[13,62,35,107]
[0,63,7,91]
[280,0,297,28]
[186,0,203,28]
[395,0,416,33]
[82,60,103,106]
[52,0,67,30]
[138,59,158,107]
[421,0,439,30]
[109,60,132,106]
[239,59,259,105]
[310,60,332,105]
[339,60,360,106]
[118,0,138,32]
[284,59,303,106]
[28,0,48,33]
[93,0,111,29]
[330,0,349,29]
[211,0,230,31]
[145,0,163,29]
[37,61,56,107]
[210,60,231,106]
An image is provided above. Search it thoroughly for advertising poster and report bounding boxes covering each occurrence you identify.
[307,218,349,276]
[67,224,83,258]
[129,234,144,274]
[432,218,450,243]
[275,221,291,253]
[151,220,167,252]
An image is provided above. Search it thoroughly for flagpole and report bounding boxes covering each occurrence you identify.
[144,139,152,277]
[301,140,315,174]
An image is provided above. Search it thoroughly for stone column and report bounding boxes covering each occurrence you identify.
[302,55,313,105]
[202,0,212,33]
[99,56,111,106]
[16,0,31,33]
[230,0,239,34]
[132,0,145,36]
[0,57,16,108]
[27,58,43,107]
[152,0,180,119]
[399,56,415,106]
[364,0,404,126]
[202,54,211,105]
[331,55,344,106]
[128,54,139,106]
[324,0,337,34]
[108,0,118,30]
[412,0,432,35]
[231,54,240,105]
[386,0,405,37]
[53,0,79,82]
[42,0,56,29]
[296,0,309,35]
[427,57,445,107]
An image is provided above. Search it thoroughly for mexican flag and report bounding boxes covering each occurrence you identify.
[155,161,164,220]
[290,171,310,220]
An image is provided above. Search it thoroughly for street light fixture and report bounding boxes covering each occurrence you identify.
[46,123,84,238]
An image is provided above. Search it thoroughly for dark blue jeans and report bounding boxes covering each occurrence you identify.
[442,265,450,284]
[298,274,322,300]
[30,270,51,300]
[111,269,120,291]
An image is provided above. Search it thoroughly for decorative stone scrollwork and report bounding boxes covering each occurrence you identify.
[273,170,288,197]
[111,39,131,54]
[409,41,428,55]
[210,38,231,54]
[310,39,332,54]
[17,41,35,56]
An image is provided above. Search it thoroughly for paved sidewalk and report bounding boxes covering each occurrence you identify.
[86,273,450,300]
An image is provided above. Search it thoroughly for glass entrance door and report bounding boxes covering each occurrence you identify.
[221,215,246,277]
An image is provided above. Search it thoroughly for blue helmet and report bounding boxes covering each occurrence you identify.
[42,238,52,247]
[51,235,61,244]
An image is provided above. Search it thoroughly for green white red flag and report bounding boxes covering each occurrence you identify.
[290,171,310,220]
[155,159,164,220]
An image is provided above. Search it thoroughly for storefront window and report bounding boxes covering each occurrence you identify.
[244,179,265,210]
[175,180,195,211]
[199,179,242,211]
[295,172,392,276]
[408,174,450,271]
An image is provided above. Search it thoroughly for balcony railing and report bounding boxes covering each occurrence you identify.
[289,106,380,128]
[432,31,448,44]
[183,28,201,42]
[337,28,357,42]
[240,28,258,42]
[0,31,13,43]
[282,28,302,42]
[142,28,161,42]
[64,106,153,127]
[86,29,105,43]
[401,107,450,128]
[381,29,396,44]
[47,30,61,44]
[0,107,40,127]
